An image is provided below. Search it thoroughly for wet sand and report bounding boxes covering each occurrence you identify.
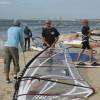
[0,47,100,100]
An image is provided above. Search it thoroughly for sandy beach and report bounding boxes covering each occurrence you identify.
[0,47,100,100]
[0,50,39,100]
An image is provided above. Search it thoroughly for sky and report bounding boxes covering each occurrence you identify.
[0,0,100,20]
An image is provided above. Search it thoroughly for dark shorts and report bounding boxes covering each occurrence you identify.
[4,47,19,74]
[82,41,91,49]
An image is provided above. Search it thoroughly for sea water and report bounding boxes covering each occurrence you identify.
[0,19,100,56]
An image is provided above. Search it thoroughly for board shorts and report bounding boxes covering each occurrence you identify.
[82,41,91,49]
[4,47,19,74]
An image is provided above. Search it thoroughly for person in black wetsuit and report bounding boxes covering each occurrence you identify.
[77,19,93,63]
[24,25,32,51]
[42,20,60,48]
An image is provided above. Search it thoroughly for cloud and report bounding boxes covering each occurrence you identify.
[0,1,11,5]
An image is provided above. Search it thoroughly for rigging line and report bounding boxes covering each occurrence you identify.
[21,76,92,89]
[20,74,85,82]
[37,55,71,59]
[18,93,61,97]
[75,66,100,68]
[27,65,100,68]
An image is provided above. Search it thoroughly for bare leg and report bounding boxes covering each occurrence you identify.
[77,49,85,62]
[88,49,93,63]
[10,48,19,76]
[25,38,27,51]
[4,47,12,80]
[28,38,30,50]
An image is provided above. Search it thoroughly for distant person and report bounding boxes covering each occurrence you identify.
[4,20,24,83]
[77,19,93,63]
[24,25,32,51]
[42,20,60,48]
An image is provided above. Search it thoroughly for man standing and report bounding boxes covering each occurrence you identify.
[24,25,32,51]
[4,20,24,83]
[42,20,60,48]
[77,19,93,63]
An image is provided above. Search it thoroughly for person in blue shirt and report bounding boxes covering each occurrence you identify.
[4,20,24,83]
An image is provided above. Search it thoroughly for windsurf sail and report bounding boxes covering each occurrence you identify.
[13,47,95,100]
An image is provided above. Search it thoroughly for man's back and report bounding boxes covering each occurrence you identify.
[24,27,32,38]
[5,26,24,48]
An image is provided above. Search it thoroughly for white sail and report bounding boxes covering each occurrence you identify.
[13,48,94,100]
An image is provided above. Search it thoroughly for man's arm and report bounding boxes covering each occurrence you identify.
[51,28,60,47]
[51,36,59,47]
[29,29,32,37]
[42,37,50,47]
[87,29,92,39]
[42,28,50,47]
